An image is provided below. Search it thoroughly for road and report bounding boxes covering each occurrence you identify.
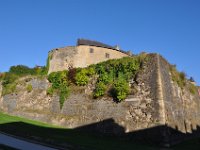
[0,132,58,150]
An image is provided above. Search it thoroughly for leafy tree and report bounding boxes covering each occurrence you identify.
[9,65,35,75]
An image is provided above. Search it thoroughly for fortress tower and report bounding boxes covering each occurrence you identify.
[48,39,132,74]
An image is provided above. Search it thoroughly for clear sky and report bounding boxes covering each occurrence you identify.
[0,0,200,85]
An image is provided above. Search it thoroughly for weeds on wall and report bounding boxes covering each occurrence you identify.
[47,71,70,108]
[26,84,33,93]
[47,55,148,103]
[169,65,186,89]
[169,64,198,95]
[46,53,53,74]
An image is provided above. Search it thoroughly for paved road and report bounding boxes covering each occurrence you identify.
[0,132,58,150]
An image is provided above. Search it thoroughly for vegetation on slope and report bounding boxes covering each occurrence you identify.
[0,53,198,109]
[47,71,70,108]
[0,65,47,95]
[169,64,198,94]
[47,55,148,107]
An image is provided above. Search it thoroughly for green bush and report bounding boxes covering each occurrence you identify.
[46,53,53,74]
[75,70,89,86]
[34,66,47,76]
[98,73,111,84]
[113,79,130,102]
[93,82,107,98]
[47,87,54,96]
[2,83,17,96]
[48,71,68,89]
[26,84,33,93]
[9,65,36,76]
[170,65,186,89]
[189,83,197,95]
[2,73,18,85]
[59,86,70,108]
[47,71,69,108]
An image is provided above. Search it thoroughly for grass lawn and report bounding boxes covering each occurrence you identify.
[1,112,200,150]
[0,112,157,150]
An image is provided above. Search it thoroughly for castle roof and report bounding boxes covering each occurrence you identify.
[77,39,115,50]
[77,39,132,56]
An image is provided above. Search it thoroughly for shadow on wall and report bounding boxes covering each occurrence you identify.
[1,118,200,149]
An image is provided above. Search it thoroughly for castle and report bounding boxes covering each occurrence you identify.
[48,39,132,74]
[1,39,200,147]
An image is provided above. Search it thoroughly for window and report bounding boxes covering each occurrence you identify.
[105,53,110,58]
[90,48,94,53]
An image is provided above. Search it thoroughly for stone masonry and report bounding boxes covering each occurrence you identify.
[0,53,200,146]
[48,39,129,74]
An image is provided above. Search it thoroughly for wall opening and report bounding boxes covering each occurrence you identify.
[105,53,110,58]
[90,48,94,53]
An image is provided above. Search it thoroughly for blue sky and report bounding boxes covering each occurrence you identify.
[0,0,200,85]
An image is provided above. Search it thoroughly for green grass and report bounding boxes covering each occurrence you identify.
[0,112,157,150]
[1,112,200,150]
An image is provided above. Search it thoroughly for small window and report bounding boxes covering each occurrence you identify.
[105,53,110,58]
[90,48,94,53]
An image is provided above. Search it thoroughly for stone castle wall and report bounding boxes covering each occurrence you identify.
[48,45,128,74]
[0,54,200,145]
[0,55,161,134]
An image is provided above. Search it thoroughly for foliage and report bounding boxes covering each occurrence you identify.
[46,53,53,74]
[112,78,130,102]
[9,65,36,76]
[8,65,48,77]
[26,84,33,93]
[188,83,197,95]
[2,82,17,96]
[59,86,70,108]
[34,66,47,76]
[93,82,107,98]
[170,65,186,89]
[91,57,141,100]
[48,71,69,108]
[1,73,18,96]
[75,69,90,86]
[73,56,141,101]
[47,87,54,96]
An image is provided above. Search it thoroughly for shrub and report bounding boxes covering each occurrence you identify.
[48,71,68,89]
[93,82,107,98]
[98,73,111,84]
[9,65,36,76]
[26,84,33,93]
[47,87,54,96]
[170,65,186,89]
[75,70,89,86]
[113,79,130,102]
[46,53,53,74]
[189,83,197,95]
[2,83,17,96]
[59,86,70,108]
[47,71,69,108]
[34,66,47,76]
[2,73,18,85]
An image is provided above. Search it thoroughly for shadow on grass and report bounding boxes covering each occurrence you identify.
[1,118,200,150]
